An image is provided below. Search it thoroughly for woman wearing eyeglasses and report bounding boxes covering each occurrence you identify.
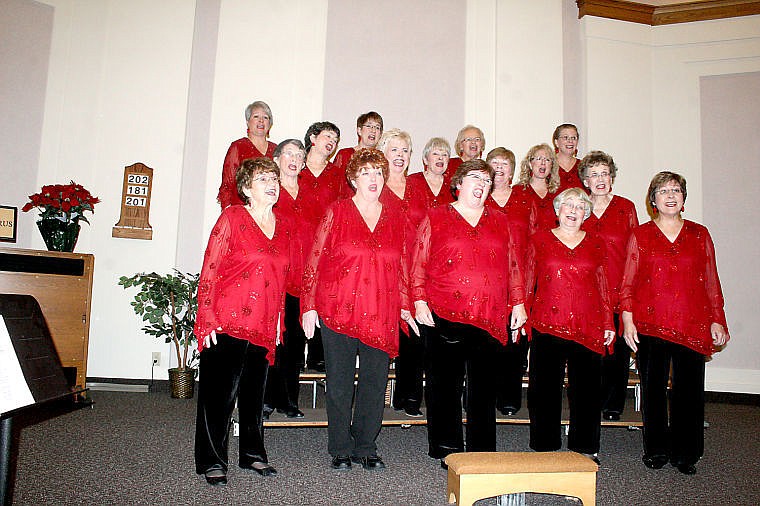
[195,158,293,485]
[412,159,527,467]
[333,111,384,171]
[444,125,486,182]
[578,151,639,423]
[217,101,277,209]
[620,171,729,475]
[512,144,561,233]
[552,123,583,192]
[525,187,615,464]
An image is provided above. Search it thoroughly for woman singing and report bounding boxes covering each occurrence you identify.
[195,158,291,485]
[512,144,561,233]
[620,171,729,475]
[552,123,583,192]
[302,148,417,471]
[217,101,277,209]
[413,159,527,467]
[579,151,638,421]
[333,111,383,170]
[525,187,615,463]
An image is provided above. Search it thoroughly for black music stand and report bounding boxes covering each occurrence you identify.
[0,294,84,506]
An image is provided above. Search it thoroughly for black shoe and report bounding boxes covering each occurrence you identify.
[240,461,278,476]
[603,411,621,421]
[309,361,325,372]
[582,453,601,466]
[331,455,352,470]
[440,459,448,470]
[643,454,669,469]
[404,406,423,417]
[277,407,305,418]
[204,466,227,486]
[498,406,518,416]
[351,455,386,470]
[263,405,274,420]
[676,463,697,475]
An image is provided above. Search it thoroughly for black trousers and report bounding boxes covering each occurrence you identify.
[528,330,602,455]
[393,327,424,410]
[321,323,390,458]
[601,314,630,415]
[194,333,269,474]
[637,334,705,466]
[423,314,501,459]
[307,327,324,368]
[264,293,306,410]
[496,336,529,411]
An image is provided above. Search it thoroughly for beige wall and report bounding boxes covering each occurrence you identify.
[4,0,759,390]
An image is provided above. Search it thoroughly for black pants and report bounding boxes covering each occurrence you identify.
[321,323,390,458]
[637,334,705,466]
[264,293,306,410]
[496,336,529,412]
[601,314,630,415]
[194,333,269,474]
[528,330,602,455]
[393,327,424,410]
[307,327,324,368]
[423,314,501,459]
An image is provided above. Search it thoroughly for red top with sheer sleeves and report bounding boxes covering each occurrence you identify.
[406,171,454,210]
[509,184,554,234]
[332,147,355,172]
[217,138,277,209]
[194,205,292,363]
[557,158,583,192]
[484,192,530,262]
[581,195,638,312]
[301,198,410,358]
[411,204,525,345]
[298,162,352,237]
[443,158,464,186]
[618,220,727,356]
[274,187,311,296]
[525,230,614,354]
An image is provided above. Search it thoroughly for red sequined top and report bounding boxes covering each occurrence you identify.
[618,220,727,356]
[484,192,530,261]
[406,171,454,210]
[332,147,355,172]
[526,230,614,354]
[558,158,583,192]
[299,162,351,239]
[275,187,311,296]
[301,198,410,357]
[217,138,277,209]
[510,184,556,233]
[195,206,292,362]
[411,205,526,345]
[581,195,638,312]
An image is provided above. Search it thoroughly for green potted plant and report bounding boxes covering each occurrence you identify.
[119,270,199,398]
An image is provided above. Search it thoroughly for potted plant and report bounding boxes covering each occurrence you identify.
[119,270,200,398]
[22,181,100,252]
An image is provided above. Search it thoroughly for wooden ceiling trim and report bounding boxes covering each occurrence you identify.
[577,0,760,25]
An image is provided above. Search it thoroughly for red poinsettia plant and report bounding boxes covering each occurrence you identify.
[22,181,100,225]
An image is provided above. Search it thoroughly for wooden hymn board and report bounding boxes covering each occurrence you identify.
[112,162,153,240]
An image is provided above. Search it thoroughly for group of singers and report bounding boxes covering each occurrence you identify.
[192,102,730,486]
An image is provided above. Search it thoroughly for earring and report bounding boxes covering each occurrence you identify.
[682,205,685,213]
[574,149,578,157]
[652,205,658,214]
[554,146,559,154]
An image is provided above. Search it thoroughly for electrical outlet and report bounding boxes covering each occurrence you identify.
[151,352,161,367]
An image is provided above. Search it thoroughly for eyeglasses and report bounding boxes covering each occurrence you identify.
[558,135,578,142]
[281,150,305,160]
[362,124,382,131]
[561,201,587,212]
[530,157,552,164]
[463,137,482,143]
[253,175,280,184]
[587,171,610,179]
[464,173,492,185]
[655,187,683,196]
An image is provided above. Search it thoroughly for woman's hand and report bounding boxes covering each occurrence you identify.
[401,309,420,336]
[510,304,528,343]
[302,310,320,339]
[603,329,615,346]
[202,328,221,349]
[414,300,435,327]
[621,311,638,353]
[711,322,729,347]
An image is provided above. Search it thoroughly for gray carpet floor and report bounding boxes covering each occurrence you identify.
[8,390,760,505]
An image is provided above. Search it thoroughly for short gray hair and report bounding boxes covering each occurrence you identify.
[244,101,273,126]
[553,187,593,220]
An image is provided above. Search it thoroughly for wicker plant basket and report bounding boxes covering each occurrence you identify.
[169,367,197,399]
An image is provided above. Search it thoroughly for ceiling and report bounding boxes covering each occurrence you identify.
[576,0,760,25]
